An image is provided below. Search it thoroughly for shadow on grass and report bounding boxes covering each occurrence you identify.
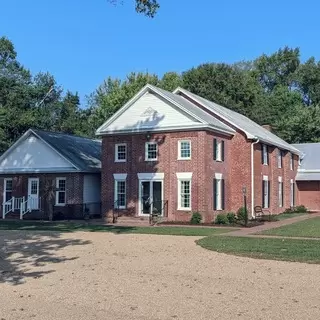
[0,230,91,285]
[0,220,136,234]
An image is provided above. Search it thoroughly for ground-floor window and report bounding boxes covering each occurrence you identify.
[290,179,295,207]
[3,178,12,203]
[262,176,270,208]
[115,180,126,209]
[213,174,225,210]
[178,180,191,210]
[278,177,283,208]
[56,177,66,206]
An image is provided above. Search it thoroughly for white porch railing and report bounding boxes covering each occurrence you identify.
[20,196,41,220]
[2,197,24,219]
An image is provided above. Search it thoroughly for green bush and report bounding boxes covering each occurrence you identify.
[190,212,202,224]
[226,212,236,224]
[215,214,229,225]
[295,205,308,213]
[237,207,248,221]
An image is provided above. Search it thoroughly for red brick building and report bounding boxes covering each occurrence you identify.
[96,84,302,223]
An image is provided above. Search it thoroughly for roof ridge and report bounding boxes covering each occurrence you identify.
[31,128,100,143]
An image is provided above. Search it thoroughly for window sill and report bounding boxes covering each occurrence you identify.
[118,206,126,210]
[145,159,158,162]
[55,204,66,207]
[177,208,191,211]
[177,157,191,161]
[215,159,223,162]
[115,160,126,163]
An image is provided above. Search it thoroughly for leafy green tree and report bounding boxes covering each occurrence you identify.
[109,0,160,17]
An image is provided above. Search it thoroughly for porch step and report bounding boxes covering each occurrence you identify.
[2,212,20,220]
[115,216,150,227]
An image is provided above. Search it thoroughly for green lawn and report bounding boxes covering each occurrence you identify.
[260,217,320,238]
[0,220,235,236]
[276,212,308,221]
[197,236,320,264]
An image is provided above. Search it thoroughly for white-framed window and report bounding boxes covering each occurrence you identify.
[278,177,283,207]
[3,178,13,203]
[213,138,224,161]
[290,153,294,170]
[213,173,224,210]
[56,178,66,206]
[290,179,295,207]
[178,140,191,160]
[262,144,269,165]
[145,142,158,161]
[176,172,192,211]
[115,180,126,209]
[277,149,282,168]
[262,176,270,208]
[115,143,127,162]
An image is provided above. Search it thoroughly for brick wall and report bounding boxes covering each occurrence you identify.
[254,144,298,214]
[101,128,301,222]
[102,130,238,223]
[0,173,84,219]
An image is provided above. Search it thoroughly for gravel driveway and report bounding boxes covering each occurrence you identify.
[0,230,320,320]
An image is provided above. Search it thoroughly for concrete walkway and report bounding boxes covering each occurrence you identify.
[226,212,320,237]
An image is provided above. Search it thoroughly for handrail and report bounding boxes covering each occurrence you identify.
[2,197,14,219]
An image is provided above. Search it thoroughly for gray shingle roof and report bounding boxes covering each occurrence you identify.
[152,86,235,134]
[176,88,301,155]
[32,129,101,172]
[292,143,320,180]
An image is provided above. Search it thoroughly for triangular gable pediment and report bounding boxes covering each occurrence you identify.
[96,86,204,134]
[0,132,77,173]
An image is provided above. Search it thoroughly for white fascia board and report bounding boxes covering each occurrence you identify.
[95,84,152,135]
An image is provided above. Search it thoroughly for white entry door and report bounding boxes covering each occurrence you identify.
[28,178,39,210]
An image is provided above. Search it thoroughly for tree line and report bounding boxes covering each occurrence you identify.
[1,35,320,154]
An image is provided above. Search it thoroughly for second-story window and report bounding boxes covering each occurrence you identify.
[145,142,158,161]
[290,153,294,170]
[277,149,282,168]
[178,140,191,160]
[262,144,269,165]
[115,144,127,162]
[213,138,225,161]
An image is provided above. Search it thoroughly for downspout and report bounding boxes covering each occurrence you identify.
[251,138,260,218]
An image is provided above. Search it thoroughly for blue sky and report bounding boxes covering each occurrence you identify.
[1,0,320,106]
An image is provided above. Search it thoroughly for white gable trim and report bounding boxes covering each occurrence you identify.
[95,84,209,136]
[0,129,79,171]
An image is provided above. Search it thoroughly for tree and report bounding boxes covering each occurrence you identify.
[109,0,160,17]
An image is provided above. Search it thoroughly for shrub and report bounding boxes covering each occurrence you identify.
[190,212,202,224]
[237,207,247,221]
[295,205,308,213]
[226,212,236,224]
[215,214,229,225]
